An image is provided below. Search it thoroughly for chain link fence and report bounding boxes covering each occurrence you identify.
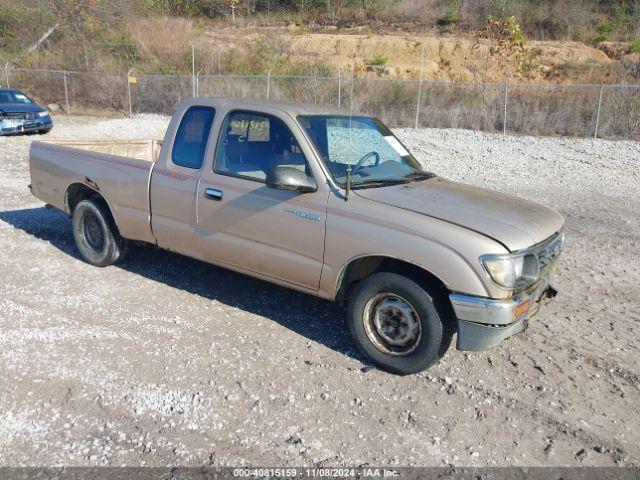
[2,67,639,140]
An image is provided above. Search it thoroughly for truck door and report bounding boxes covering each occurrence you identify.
[195,110,328,292]
[150,106,216,253]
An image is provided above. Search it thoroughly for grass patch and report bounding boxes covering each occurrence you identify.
[366,54,388,66]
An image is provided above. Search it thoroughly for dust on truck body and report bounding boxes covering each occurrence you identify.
[28,98,565,375]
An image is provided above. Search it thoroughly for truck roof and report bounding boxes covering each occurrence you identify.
[178,97,366,117]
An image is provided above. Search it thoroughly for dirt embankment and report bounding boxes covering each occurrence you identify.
[177,20,634,83]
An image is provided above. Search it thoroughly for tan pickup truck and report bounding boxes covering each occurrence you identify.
[29,98,565,374]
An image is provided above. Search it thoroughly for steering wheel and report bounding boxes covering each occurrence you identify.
[351,151,380,176]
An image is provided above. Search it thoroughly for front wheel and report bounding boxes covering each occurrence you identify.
[72,199,127,266]
[347,273,452,375]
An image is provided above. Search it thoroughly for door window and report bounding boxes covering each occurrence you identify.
[172,106,216,169]
[214,111,309,181]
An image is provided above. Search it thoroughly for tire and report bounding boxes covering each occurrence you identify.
[347,272,452,375]
[72,199,127,266]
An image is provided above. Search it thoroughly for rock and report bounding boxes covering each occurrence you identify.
[47,103,60,113]
[594,446,606,454]
[575,449,587,461]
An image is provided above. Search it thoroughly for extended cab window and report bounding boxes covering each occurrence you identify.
[172,106,216,169]
[215,111,309,181]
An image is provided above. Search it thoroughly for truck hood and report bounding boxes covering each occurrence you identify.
[0,103,45,114]
[354,177,564,251]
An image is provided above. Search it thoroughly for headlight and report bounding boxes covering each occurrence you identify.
[38,111,49,117]
[480,252,539,290]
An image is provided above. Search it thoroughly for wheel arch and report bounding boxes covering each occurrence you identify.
[336,255,451,305]
[340,256,458,360]
[64,183,119,230]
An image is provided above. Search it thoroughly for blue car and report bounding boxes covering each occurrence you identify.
[0,88,53,136]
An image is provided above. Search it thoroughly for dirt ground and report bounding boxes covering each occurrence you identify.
[0,115,639,467]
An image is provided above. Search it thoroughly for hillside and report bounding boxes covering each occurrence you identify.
[1,1,639,84]
[191,23,638,83]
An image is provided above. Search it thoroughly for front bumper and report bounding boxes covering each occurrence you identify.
[450,279,557,351]
[0,117,52,135]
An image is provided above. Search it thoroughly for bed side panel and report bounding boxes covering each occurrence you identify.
[29,141,155,243]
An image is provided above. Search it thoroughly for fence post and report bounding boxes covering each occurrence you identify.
[63,71,70,114]
[196,70,202,98]
[127,68,133,117]
[266,69,272,100]
[191,44,196,98]
[594,84,604,139]
[502,82,509,135]
[3,62,9,88]
[350,70,355,116]
[414,45,425,129]
[337,69,342,108]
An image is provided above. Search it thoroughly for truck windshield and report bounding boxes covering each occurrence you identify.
[298,115,428,187]
[0,90,32,104]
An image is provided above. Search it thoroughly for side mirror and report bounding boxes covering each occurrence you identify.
[266,166,317,193]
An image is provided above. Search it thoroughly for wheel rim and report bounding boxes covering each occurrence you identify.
[363,293,421,356]
[82,212,105,252]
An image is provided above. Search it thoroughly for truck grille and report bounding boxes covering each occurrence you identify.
[1,112,37,120]
[534,230,565,272]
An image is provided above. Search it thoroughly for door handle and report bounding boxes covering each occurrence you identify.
[204,188,223,201]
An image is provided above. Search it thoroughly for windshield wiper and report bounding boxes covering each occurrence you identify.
[350,178,410,189]
[350,172,436,190]
[402,171,436,181]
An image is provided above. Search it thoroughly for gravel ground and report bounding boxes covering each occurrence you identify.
[1,114,639,467]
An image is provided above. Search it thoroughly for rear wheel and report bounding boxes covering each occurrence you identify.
[72,199,127,266]
[347,272,452,375]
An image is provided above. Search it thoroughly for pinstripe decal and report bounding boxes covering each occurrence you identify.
[154,167,196,181]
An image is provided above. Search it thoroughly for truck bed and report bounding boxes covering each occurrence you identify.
[29,139,161,244]
[41,139,162,162]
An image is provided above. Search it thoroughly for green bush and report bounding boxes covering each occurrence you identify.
[106,33,140,67]
[0,3,55,54]
[440,0,460,25]
[366,54,388,66]
[630,39,640,53]
[141,0,219,17]
[592,22,612,42]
